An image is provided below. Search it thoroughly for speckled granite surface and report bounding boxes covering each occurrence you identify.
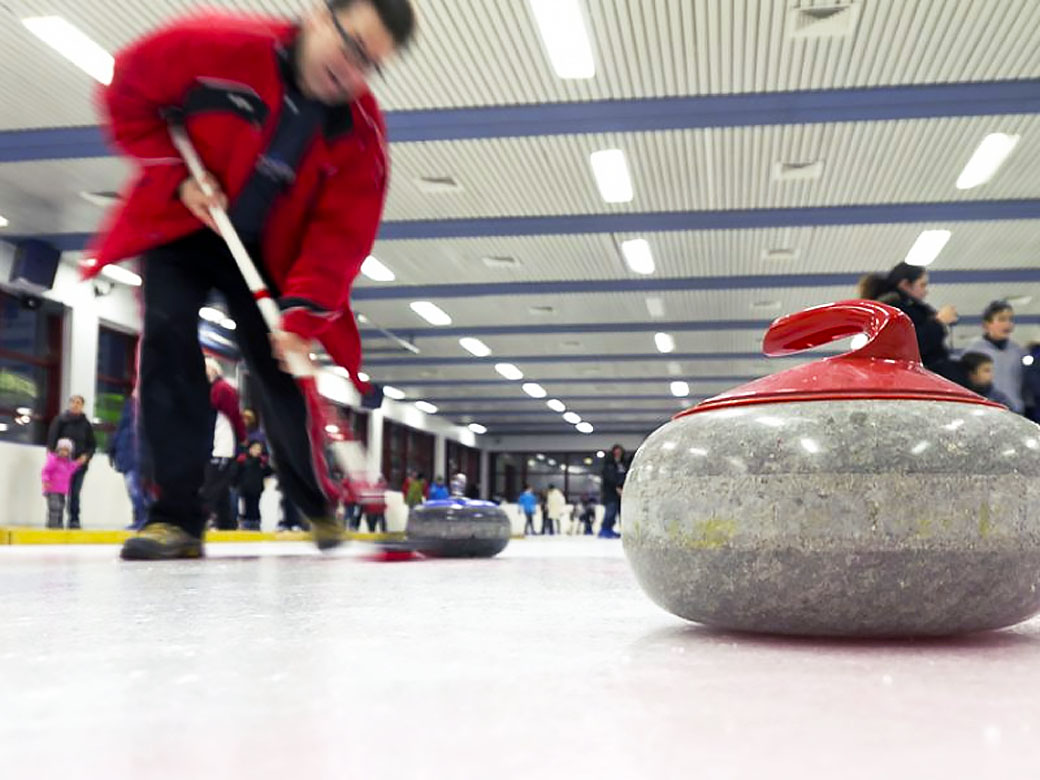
[623,400,1040,636]
[406,500,512,558]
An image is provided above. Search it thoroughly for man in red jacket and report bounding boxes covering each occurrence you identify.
[88,0,416,560]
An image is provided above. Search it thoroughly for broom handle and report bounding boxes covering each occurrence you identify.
[169,125,313,379]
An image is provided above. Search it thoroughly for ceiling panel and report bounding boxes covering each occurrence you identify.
[354,283,1040,333]
[363,220,1040,286]
[382,116,1040,220]
[7,113,1040,236]
[4,0,1040,129]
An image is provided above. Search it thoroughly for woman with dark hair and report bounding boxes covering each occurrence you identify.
[858,263,960,379]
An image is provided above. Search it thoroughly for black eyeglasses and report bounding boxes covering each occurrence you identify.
[327,0,383,77]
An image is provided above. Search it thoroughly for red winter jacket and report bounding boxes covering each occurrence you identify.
[86,13,388,394]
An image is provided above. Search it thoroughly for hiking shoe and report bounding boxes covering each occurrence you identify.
[308,514,345,552]
[120,522,204,560]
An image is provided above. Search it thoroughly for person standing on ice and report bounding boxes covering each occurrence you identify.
[46,394,96,530]
[41,438,83,530]
[85,0,417,560]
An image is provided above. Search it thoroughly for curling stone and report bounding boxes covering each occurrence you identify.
[623,300,1040,637]
[406,498,511,558]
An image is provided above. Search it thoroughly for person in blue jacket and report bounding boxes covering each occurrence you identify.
[109,396,149,530]
[427,476,450,501]
[517,484,538,536]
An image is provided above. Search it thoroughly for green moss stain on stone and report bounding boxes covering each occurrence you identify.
[912,514,933,540]
[978,501,993,538]
[684,515,737,549]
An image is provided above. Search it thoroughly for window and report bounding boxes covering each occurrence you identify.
[0,291,63,445]
[446,440,481,495]
[382,419,434,490]
[491,451,604,503]
[95,325,139,451]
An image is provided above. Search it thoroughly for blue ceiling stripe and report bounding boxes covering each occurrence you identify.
[361,314,1039,340]
[485,426,655,435]
[364,376,758,387]
[425,395,708,404]
[355,265,1040,300]
[447,410,681,418]
[18,201,1040,254]
[366,351,836,367]
[0,126,107,162]
[376,201,1040,241]
[4,80,1039,162]
[388,80,1040,142]
[360,320,775,338]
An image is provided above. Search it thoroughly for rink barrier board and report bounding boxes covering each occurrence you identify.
[0,527,407,545]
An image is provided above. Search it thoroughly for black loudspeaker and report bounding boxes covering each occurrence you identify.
[9,239,61,290]
[360,384,384,410]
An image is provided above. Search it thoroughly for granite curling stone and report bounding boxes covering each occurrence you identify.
[622,300,1040,637]
[406,498,512,558]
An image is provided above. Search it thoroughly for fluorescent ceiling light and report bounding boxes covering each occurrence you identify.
[522,382,547,398]
[904,230,952,267]
[654,332,675,353]
[409,300,452,326]
[528,0,595,79]
[495,363,524,381]
[468,423,488,435]
[546,399,566,412]
[645,297,665,318]
[576,422,594,434]
[459,337,492,357]
[621,238,655,275]
[199,307,225,323]
[383,385,406,400]
[220,318,236,331]
[589,148,633,203]
[22,16,114,85]
[670,381,690,397]
[357,371,370,382]
[100,264,142,287]
[360,255,395,282]
[415,401,438,414]
[956,133,1020,190]
[0,215,8,228]
[563,412,582,424]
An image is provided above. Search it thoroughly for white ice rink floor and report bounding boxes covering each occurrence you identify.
[2,537,1040,779]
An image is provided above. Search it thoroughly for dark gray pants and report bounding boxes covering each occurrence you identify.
[46,493,66,529]
[68,463,87,528]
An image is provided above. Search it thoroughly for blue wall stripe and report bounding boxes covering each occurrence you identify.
[362,315,1040,340]
[365,351,837,367]
[4,80,1040,162]
[18,201,1040,254]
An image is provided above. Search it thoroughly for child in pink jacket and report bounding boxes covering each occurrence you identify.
[42,438,82,529]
